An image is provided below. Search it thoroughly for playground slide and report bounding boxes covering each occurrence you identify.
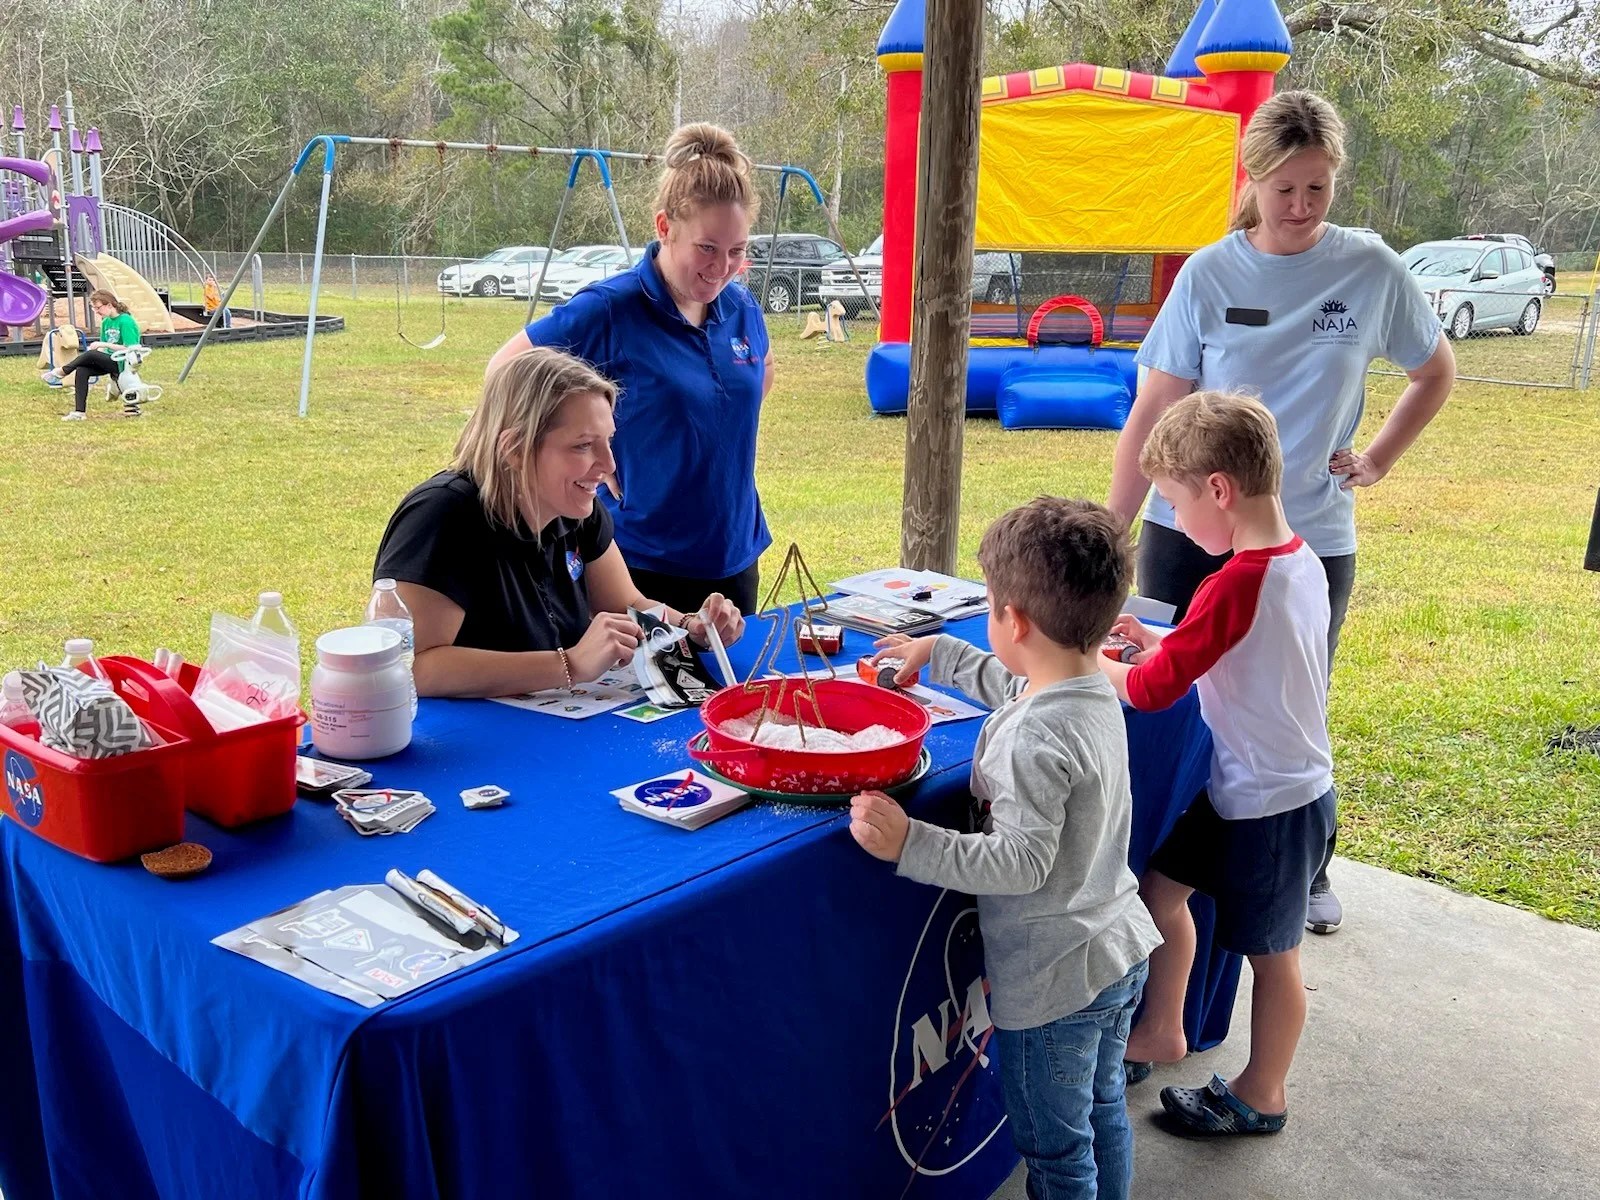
[74,253,175,333]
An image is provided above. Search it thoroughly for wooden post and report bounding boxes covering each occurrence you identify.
[900,0,984,574]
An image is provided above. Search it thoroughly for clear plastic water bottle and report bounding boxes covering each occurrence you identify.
[365,578,417,717]
[0,671,32,728]
[61,637,111,682]
[251,591,299,643]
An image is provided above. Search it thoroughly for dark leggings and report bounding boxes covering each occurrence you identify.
[59,349,122,413]
[1137,520,1355,887]
[626,560,762,618]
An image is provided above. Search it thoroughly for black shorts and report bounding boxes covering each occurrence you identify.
[1149,788,1337,957]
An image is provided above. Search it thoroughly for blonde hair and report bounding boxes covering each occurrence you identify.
[654,123,760,223]
[1231,90,1346,232]
[89,288,130,315]
[1139,390,1283,498]
[453,347,617,530]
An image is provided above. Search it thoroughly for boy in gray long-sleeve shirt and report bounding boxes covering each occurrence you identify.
[851,498,1161,1200]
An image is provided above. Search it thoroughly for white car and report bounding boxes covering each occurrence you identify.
[1402,239,1546,339]
[436,247,557,297]
[502,245,626,300]
[535,246,644,305]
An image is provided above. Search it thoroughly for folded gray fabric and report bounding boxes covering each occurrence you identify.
[17,667,151,759]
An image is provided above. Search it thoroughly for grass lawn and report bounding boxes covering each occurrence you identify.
[2,288,1596,927]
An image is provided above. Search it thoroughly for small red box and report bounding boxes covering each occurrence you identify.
[797,623,844,656]
[0,717,189,863]
[856,655,919,690]
[101,656,303,828]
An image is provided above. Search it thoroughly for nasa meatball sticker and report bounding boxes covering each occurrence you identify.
[610,770,743,811]
[4,749,45,828]
[883,889,1008,1177]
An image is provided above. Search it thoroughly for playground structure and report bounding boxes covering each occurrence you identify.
[866,0,1292,429]
[1,94,342,361]
[183,135,868,416]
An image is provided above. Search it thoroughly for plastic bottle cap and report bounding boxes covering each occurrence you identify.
[258,591,283,607]
[2,671,22,699]
[64,637,94,655]
[373,578,397,591]
[315,625,403,671]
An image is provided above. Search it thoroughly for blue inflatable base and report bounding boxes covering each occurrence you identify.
[866,342,1137,431]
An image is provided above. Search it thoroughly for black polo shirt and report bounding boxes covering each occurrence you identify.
[374,471,614,652]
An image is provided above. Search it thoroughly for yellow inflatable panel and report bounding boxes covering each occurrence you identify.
[975,92,1238,253]
[73,254,176,334]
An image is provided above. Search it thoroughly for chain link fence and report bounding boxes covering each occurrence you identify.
[1369,284,1596,390]
[163,248,1599,388]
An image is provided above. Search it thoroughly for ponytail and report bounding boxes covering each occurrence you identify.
[89,288,130,315]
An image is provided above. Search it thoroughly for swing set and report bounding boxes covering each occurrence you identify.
[180,133,873,417]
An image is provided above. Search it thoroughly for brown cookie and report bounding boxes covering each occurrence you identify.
[141,842,213,880]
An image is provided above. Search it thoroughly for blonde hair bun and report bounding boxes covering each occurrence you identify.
[664,123,743,169]
[655,122,760,223]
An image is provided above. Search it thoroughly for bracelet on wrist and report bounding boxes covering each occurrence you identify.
[556,646,573,689]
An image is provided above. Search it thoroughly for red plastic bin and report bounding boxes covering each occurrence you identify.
[101,656,303,828]
[0,716,189,863]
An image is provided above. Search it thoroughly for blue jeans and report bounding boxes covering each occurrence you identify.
[996,960,1149,1200]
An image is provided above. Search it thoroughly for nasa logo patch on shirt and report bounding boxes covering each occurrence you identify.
[729,336,753,364]
[566,550,584,581]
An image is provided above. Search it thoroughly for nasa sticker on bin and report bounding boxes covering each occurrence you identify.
[4,748,45,828]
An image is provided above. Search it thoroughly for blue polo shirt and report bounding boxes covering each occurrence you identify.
[524,242,771,579]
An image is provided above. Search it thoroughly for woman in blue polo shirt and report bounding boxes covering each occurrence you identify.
[488,123,773,616]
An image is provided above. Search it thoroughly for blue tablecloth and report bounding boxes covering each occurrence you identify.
[0,615,1233,1200]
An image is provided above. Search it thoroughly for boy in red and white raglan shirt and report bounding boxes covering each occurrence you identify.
[1101,390,1334,1139]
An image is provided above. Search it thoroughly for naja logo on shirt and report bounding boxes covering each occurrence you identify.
[1311,298,1359,342]
[729,336,754,364]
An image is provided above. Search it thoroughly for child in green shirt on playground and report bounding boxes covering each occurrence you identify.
[43,288,143,420]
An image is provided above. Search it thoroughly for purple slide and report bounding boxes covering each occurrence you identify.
[0,209,53,327]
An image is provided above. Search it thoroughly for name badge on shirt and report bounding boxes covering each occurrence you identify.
[566,550,584,581]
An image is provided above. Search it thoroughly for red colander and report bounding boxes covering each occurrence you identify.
[688,678,931,795]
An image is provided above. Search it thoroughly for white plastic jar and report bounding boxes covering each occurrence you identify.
[310,626,412,760]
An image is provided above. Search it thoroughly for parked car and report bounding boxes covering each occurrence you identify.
[503,245,626,300]
[1455,234,1556,293]
[817,234,1020,317]
[437,246,558,297]
[536,246,644,305]
[744,233,848,313]
[1401,239,1546,339]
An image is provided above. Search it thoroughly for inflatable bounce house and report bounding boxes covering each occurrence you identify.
[866,0,1292,429]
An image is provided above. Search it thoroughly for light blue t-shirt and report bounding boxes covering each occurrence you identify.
[1135,225,1441,557]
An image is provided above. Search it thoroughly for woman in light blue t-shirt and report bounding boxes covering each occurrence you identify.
[1109,94,1455,934]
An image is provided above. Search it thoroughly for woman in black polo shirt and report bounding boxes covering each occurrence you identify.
[374,347,745,697]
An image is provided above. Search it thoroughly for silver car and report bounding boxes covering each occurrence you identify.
[817,234,1020,317]
[1401,240,1545,339]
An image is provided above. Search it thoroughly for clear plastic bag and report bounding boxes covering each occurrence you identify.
[192,612,301,731]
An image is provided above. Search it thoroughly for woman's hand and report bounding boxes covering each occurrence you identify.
[567,612,643,682]
[871,634,936,685]
[1330,447,1388,490]
[687,593,744,647]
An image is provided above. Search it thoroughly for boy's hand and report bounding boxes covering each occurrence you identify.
[850,791,909,862]
[871,634,935,685]
[1109,616,1160,663]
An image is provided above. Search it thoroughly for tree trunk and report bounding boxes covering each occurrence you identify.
[901,0,984,574]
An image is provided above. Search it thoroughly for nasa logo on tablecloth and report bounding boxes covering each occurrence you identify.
[884,889,1006,1176]
[4,748,45,828]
